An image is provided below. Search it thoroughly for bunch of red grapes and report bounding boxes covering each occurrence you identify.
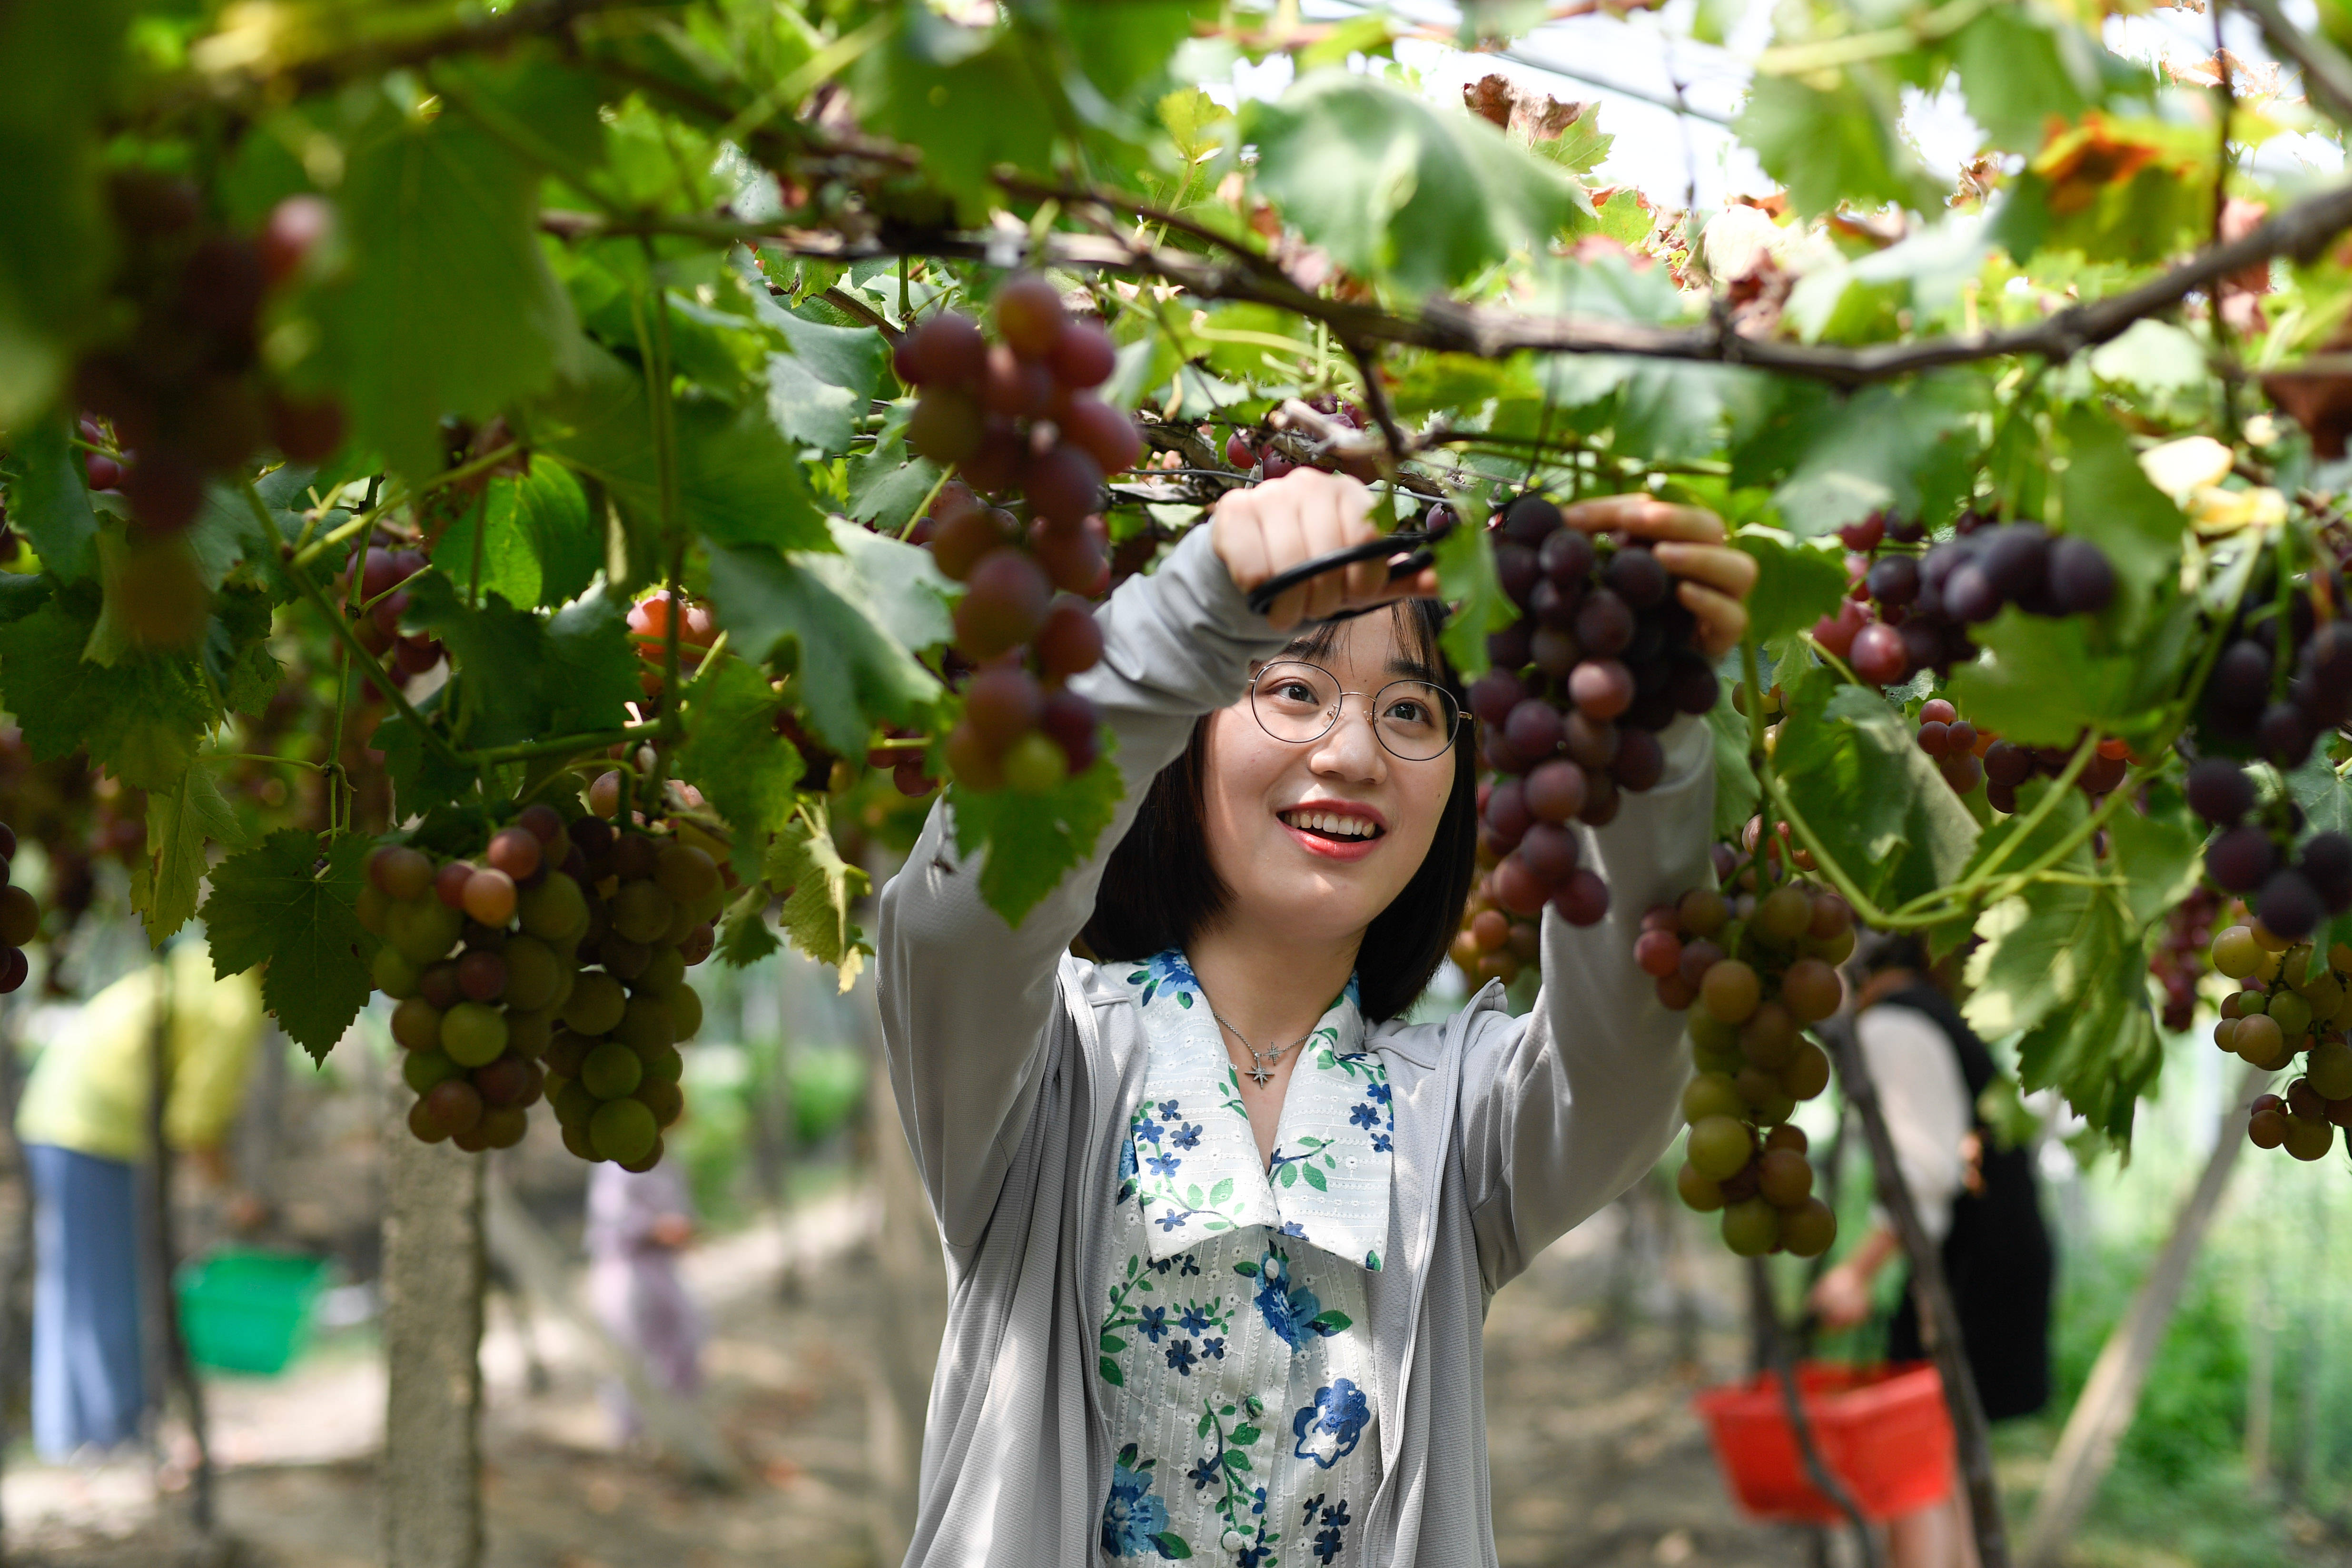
[894,279,1148,796]
[358,803,720,1166]
[1447,891,1541,988]
[2188,756,2352,940]
[1220,396,1378,483]
[1813,510,2117,688]
[2210,922,2352,1159]
[1980,731,2132,814]
[2151,886,2222,1032]
[72,177,342,533]
[1638,880,1853,1257]
[1467,495,1721,927]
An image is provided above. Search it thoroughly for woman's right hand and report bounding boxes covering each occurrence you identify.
[1209,469,1442,630]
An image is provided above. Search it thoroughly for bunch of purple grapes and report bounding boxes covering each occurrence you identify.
[2193,562,2352,770]
[2188,755,2352,940]
[1830,512,2118,689]
[1466,495,1720,925]
[2150,886,2222,1032]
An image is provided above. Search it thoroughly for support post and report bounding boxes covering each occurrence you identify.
[382,1084,486,1568]
[1748,1256,1884,1568]
[146,958,216,1538]
[2018,1060,2264,1566]
[1821,1015,2012,1568]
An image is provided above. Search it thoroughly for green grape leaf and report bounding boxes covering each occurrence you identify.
[1433,516,1511,680]
[1,421,99,582]
[0,596,214,789]
[677,659,800,852]
[755,296,889,456]
[702,530,949,758]
[2107,780,2204,930]
[198,828,378,1062]
[1964,862,2156,1140]
[1242,72,1592,297]
[540,587,642,738]
[432,457,600,611]
[763,802,870,986]
[1737,73,1944,220]
[949,751,1125,927]
[849,11,1061,221]
[1708,700,1761,842]
[135,763,246,946]
[375,700,478,820]
[210,585,282,718]
[845,404,942,535]
[1771,678,1979,911]
[1944,608,2184,749]
[1949,9,2097,153]
[1770,375,1986,536]
[1730,525,1847,644]
[536,343,830,553]
[398,576,552,750]
[0,0,125,427]
[2054,409,2184,638]
[717,885,783,968]
[312,106,582,479]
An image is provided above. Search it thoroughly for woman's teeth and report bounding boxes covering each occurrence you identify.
[1282,810,1380,840]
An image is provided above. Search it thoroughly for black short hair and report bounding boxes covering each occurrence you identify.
[1081,599,1478,1022]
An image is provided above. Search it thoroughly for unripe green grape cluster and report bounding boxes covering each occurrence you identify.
[1645,880,1852,1259]
[2210,922,2352,1160]
[357,803,721,1168]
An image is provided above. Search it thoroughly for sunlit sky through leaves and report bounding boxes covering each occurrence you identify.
[1200,0,2347,214]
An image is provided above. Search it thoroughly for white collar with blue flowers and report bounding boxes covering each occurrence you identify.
[1115,949,1395,1272]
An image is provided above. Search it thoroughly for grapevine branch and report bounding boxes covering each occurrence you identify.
[244,480,469,768]
[2238,0,2352,128]
[690,169,2352,392]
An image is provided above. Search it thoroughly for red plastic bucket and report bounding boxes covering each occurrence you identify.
[1693,1361,1954,1524]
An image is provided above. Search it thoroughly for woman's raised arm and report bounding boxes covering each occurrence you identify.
[877,473,1422,1254]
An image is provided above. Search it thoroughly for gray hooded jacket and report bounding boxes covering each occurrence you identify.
[878,524,1711,1566]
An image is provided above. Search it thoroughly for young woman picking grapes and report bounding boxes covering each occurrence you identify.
[879,469,1757,1567]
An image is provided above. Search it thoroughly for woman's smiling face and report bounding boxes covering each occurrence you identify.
[1196,607,1461,952]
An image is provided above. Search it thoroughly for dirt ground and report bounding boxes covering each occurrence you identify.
[0,1186,1845,1568]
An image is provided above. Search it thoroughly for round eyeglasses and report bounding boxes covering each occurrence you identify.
[1248,660,1465,762]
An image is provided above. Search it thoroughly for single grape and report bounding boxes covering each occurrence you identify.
[1610,729,1664,792]
[954,549,1052,660]
[1849,622,1908,686]
[1635,929,1683,980]
[1677,1164,1726,1213]
[456,948,507,1004]
[1779,1199,1838,1259]
[1678,887,1729,937]
[463,868,517,928]
[1780,958,1841,1024]
[581,1040,645,1100]
[1738,1003,1798,1071]
[1700,960,1761,1025]
[486,828,542,883]
[2248,1106,2290,1149]
[1550,869,1611,927]
[2047,537,2115,614]
[1687,1115,1754,1181]
[1758,1148,1813,1207]
[562,971,628,1035]
[1721,1197,1779,1257]
[590,1097,661,1165]
[391,997,442,1053]
[1780,1042,1832,1101]
[1681,1072,1745,1124]
[370,845,435,900]
[424,1078,484,1138]
[402,1050,459,1095]
[2259,868,2322,940]
[2206,825,2278,895]
[2184,757,2254,826]
[1867,555,1920,606]
[441,1002,509,1068]
[2283,1114,2336,1162]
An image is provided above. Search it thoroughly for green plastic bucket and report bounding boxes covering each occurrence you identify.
[175,1249,332,1376]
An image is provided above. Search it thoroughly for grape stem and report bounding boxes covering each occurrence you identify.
[470,722,664,766]
[245,479,469,768]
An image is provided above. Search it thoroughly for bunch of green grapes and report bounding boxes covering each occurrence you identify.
[2210,922,2352,1160]
[1639,880,1853,1258]
[535,815,720,1171]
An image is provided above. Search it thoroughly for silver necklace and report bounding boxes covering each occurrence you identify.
[1206,1004,1313,1087]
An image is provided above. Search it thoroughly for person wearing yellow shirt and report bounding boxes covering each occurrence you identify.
[14,939,263,1459]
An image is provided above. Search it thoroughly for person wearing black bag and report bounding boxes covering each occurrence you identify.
[1808,935,2055,1568]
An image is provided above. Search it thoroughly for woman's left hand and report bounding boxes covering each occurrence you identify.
[1560,495,1757,660]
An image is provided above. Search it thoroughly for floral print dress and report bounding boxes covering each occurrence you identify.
[1097,952,1393,1566]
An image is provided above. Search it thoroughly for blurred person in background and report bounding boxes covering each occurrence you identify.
[1807,934,2053,1568]
[584,1154,703,1444]
[14,938,262,1459]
